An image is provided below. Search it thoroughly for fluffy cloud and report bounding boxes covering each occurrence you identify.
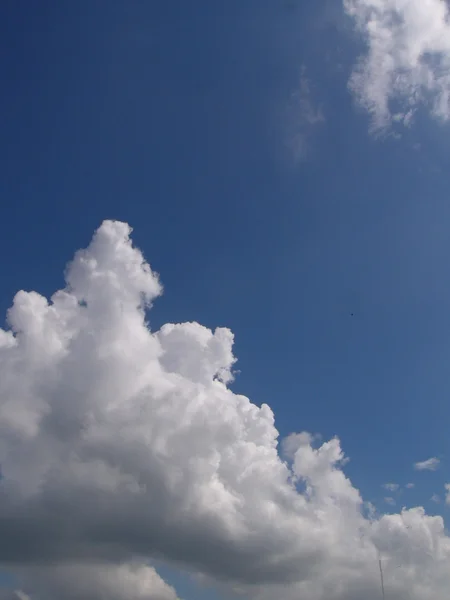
[0,220,449,600]
[344,0,450,131]
[414,457,440,471]
[10,563,178,600]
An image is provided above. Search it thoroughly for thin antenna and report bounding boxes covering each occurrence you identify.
[378,557,386,600]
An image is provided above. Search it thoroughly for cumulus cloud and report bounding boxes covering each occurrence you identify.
[9,563,179,600]
[344,0,450,132]
[414,457,440,471]
[0,220,450,600]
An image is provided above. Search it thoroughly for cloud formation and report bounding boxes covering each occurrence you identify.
[382,483,399,492]
[414,457,440,471]
[0,221,449,600]
[344,0,450,131]
[445,484,450,505]
[283,66,325,162]
[11,563,179,600]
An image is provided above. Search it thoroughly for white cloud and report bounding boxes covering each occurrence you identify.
[431,494,441,503]
[12,563,179,600]
[384,496,396,506]
[382,483,399,492]
[414,457,440,471]
[406,483,415,489]
[445,484,450,505]
[283,66,325,162]
[344,0,450,132]
[1,221,450,600]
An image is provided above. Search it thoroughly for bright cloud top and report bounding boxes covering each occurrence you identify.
[11,563,179,600]
[0,221,450,600]
[414,457,440,471]
[344,0,450,131]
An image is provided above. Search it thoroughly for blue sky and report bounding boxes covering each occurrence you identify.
[2,2,450,599]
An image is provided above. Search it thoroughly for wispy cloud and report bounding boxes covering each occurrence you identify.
[445,484,450,505]
[431,494,441,503]
[344,0,450,133]
[283,66,325,163]
[382,483,399,492]
[384,496,396,506]
[405,483,415,489]
[414,457,440,471]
